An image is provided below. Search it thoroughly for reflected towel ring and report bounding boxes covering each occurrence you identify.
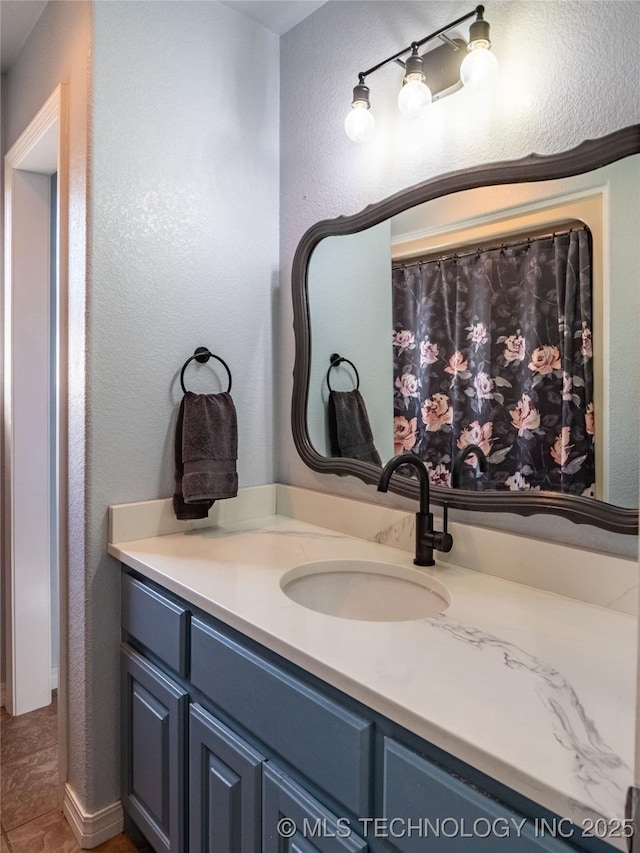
[326,353,360,392]
[180,346,232,394]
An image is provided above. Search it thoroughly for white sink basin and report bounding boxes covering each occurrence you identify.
[280,560,450,622]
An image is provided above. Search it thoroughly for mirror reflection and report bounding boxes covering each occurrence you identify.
[307,155,640,509]
[392,225,594,495]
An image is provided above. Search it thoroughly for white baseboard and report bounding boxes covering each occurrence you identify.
[63,784,123,849]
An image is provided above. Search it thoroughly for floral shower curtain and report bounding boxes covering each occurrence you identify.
[392,228,595,494]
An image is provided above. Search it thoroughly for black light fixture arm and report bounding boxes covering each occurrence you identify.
[357,5,484,83]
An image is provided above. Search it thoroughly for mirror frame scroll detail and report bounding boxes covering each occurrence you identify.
[291,125,640,535]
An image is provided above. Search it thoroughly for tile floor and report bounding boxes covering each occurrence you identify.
[1,694,140,852]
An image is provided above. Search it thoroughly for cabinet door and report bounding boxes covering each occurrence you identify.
[121,645,188,853]
[263,764,368,853]
[189,703,264,853]
[382,737,580,853]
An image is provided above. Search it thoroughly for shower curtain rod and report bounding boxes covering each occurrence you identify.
[392,224,590,271]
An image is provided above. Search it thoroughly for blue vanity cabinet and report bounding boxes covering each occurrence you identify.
[121,644,188,853]
[120,568,615,853]
[189,702,264,853]
[262,763,368,853]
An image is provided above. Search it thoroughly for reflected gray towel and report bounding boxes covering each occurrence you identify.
[328,389,382,465]
[173,391,238,520]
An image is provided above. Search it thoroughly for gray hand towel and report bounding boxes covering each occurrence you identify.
[173,391,238,520]
[328,389,382,466]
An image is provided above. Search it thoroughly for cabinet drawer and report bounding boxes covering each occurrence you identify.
[122,574,190,676]
[191,617,372,816]
[382,738,577,852]
[263,763,368,853]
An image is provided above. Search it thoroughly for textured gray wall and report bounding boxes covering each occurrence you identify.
[279,0,640,557]
[88,0,279,811]
[4,0,279,817]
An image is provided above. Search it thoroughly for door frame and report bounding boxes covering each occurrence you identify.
[3,82,69,789]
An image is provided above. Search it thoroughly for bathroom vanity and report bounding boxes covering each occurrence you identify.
[110,512,634,853]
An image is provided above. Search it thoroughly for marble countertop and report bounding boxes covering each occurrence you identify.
[109,515,635,850]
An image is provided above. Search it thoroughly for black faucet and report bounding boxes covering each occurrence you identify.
[377,453,453,567]
[452,444,488,489]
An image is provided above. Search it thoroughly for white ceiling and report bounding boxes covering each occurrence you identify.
[0,1,325,74]
[219,0,326,35]
[1,0,48,73]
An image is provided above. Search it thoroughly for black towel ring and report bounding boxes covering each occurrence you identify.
[180,346,232,395]
[326,353,360,392]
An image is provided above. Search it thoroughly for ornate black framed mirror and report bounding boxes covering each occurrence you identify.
[291,125,640,534]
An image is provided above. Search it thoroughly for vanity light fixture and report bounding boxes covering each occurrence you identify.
[345,4,498,142]
[397,47,432,119]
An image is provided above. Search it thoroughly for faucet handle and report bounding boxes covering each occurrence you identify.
[433,502,453,553]
[433,531,453,553]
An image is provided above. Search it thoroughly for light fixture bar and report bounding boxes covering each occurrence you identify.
[438,33,462,50]
[357,4,484,84]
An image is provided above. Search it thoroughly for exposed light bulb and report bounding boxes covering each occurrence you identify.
[344,102,376,142]
[398,76,432,119]
[460,41,499,90]
[345,83,375,142]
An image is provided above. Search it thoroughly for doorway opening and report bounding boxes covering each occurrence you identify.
[3,85,68,794]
